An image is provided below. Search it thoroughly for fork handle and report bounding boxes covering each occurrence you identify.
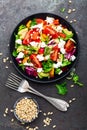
[27,89,69,111]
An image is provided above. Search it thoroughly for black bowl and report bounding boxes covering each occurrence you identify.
[10,13,79,83]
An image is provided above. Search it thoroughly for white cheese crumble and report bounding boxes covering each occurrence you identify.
[37,68,43,73]
[23,62,33,66]
[31,23,43,32]
[46,17,54,24]
[17,52,24,58]
[57,25,63,32]
[58,39,66,48]
[30,41,38,47]
[70,55,76,61]
[40,42,47,48]
[36,54,44,61]
[44,55,50,60]
[60,48,66,54]
[15,39,22,44]
[53,62,62,68]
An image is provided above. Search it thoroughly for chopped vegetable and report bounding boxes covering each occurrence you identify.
[56,82,68,95]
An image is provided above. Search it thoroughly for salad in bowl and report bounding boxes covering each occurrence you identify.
[11,13,78,83]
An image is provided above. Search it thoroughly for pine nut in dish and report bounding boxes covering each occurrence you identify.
[13,96,39,123]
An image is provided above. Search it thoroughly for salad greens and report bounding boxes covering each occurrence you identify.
[56,82,68,95]
[42,59,53,73]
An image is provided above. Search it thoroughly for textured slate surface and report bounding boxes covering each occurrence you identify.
[0,0,87,130]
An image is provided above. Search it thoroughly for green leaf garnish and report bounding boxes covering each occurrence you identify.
[60,8,65,13]
[56,82,68,95]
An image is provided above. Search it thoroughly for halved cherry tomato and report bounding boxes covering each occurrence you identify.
[43,26,59,38]
[58,32,66,38]
[53,45,60,51]
[50,49,58,62]
[36,18,44,24]
[30,54,42,68]
[38,48,44,54]
[53,19,59,25]
[64,40,74,52]
[23,28,40,44]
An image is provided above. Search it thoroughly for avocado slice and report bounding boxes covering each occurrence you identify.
[63,28,73,40]
[38,72,49,78]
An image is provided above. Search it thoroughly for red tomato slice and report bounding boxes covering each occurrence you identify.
[30,54,42,68]
[38,48,44,54]
[53,19,59,25]
[64,40,74,52]
[43,26,59,38]
[36,18,44,24]
[50,49,58,62]
[58,32,66,38]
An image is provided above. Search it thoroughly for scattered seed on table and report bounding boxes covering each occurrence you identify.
[72,98,76,101]
[43,113,46,116]
[47,112,53,115]
[3,113,6,117]
[53,125,56,128]
[70,84,74,88]
[65,16,68,19]
[72,8,76,12]
[10,60,12,63]
[10,109,14,112]
[0,53,3,56]
[26,126,30,129]
[3,58,6,63]
[68,9,72,13]
[6,57,9,60]
[5,108,8,114]
[5,66,8,68]
[68,0,72,4]
[11,118,14,122]
[70,20,73,23]
[69,100,72,103]
[73,19,77,22]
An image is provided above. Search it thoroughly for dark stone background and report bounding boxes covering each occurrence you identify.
[0,0,87,130]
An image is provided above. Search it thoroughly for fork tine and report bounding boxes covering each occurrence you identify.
[7,77,20,86]
[9,73,21,81]
[6,80,19,88]
[11,73,22,81]
[6,83,18,91]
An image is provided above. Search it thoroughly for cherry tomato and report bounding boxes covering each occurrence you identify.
[50,49,58,62]
[64,40,74,52]
[30,54,42,68]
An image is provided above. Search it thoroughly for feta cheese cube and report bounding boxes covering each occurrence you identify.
[36,54,44,61]
[17,52,24,58]
[37,68,43,73]
[15,39,22,44]
[70,55,76,61]
[46,17,54,24]
[30,41,38,47]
